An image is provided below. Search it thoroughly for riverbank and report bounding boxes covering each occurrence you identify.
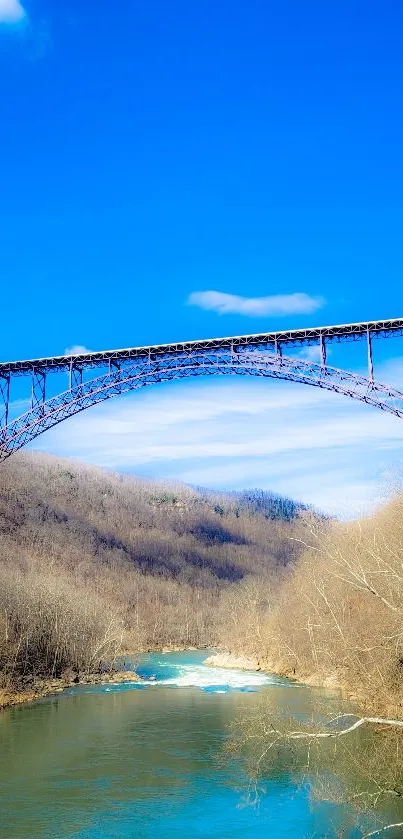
[4,647,400,720]
[0,645,208,712]
[205,650,356,694]
[204,652,262,671]
[0,670,142,712]
[205,652,403,718]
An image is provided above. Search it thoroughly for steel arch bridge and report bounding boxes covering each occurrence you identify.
[1,317,403,464]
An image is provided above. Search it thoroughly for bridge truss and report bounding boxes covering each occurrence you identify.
[1,317,403,463]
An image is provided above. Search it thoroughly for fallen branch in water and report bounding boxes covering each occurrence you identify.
[363,822,403,838]
[262,714,403,741]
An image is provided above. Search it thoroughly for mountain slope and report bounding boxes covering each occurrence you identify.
[0,451,308,682]
[0,452,306,587]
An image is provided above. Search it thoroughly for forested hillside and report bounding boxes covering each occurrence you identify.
[0,451,306,693]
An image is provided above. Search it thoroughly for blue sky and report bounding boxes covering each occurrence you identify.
[1,0,403,515]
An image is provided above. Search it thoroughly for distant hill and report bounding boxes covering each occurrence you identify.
[197,487,313,522]
[0,452,308,587]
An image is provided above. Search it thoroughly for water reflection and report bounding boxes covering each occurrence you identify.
[226,691,403,838]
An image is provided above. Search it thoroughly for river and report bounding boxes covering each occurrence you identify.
[0,651,401,838]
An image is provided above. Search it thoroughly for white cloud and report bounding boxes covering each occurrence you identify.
[187,290,325,317]
[64,345,91,356]
[0,0,26,24]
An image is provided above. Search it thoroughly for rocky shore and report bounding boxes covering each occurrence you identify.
[204,652,262,671]
[204,651,347,691]
[204,651,400,714]
[0,669,142,712]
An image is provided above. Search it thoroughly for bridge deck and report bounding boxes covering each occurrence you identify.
[1,317,403,375]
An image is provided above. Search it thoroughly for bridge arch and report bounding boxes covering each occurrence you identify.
[1,350,403,462]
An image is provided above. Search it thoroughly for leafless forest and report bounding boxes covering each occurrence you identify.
[0,451,305,691]
[219,497,403,718]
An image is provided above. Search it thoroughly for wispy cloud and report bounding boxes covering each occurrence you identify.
[0,2,52,59]
[64,345,91,356]
[0,0,26,24]
[297,344,331,363]
[30,358,403,518]
[187,290,325,317]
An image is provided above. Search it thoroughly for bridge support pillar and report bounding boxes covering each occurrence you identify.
[108,358,120,374]
[69,362,83,390]
[0,374,10,439]
[320,335,327,367]
[367,328,374,382]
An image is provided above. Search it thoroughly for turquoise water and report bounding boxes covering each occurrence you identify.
[0,651,392,838]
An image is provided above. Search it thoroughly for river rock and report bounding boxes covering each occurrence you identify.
[204,653,261,671]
